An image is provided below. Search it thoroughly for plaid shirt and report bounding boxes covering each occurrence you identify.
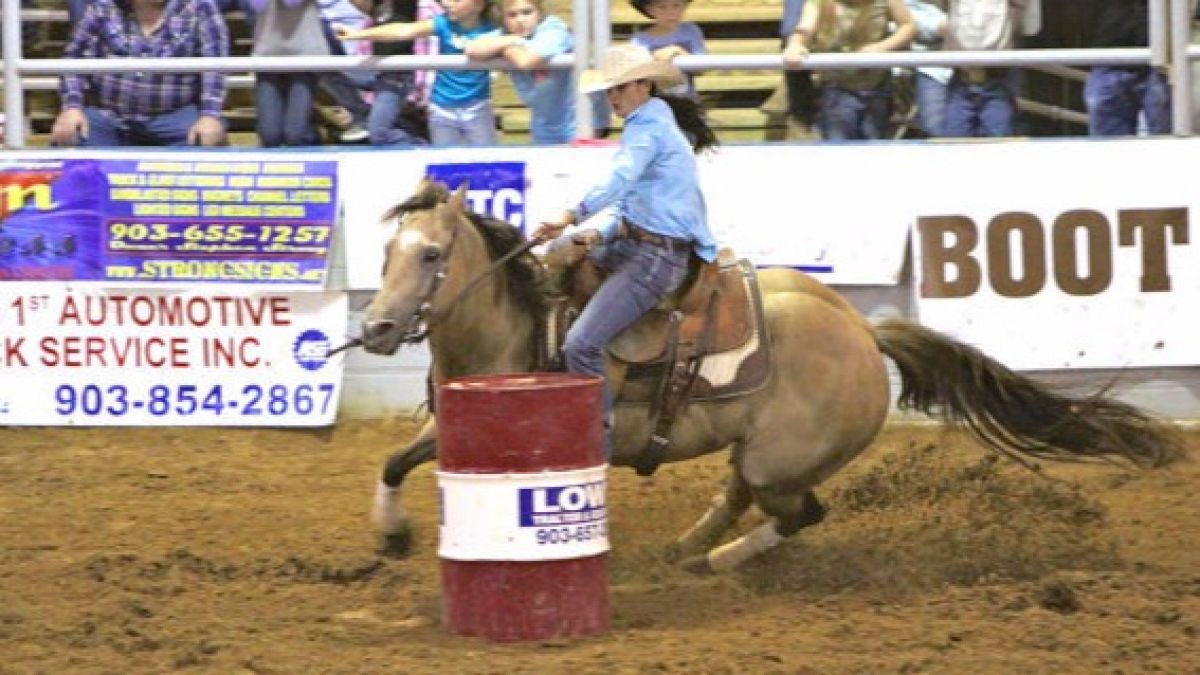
[60,0,229,120]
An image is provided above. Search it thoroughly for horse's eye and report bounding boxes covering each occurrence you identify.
[422,245,442,263]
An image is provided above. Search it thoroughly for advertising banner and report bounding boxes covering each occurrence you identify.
[0,157,338,287]
[338,145,912,289]
[0,285,348,426]
[912,138,1199,370]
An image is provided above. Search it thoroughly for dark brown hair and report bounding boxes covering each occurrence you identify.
[653,90,719,154]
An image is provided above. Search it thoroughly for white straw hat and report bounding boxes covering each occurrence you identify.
[579,44,685,94]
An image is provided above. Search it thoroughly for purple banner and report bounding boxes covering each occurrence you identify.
[0,158,338,286]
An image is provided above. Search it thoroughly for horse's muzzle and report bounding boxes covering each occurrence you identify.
[361,319,403,355]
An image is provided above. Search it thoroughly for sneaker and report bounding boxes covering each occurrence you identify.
[340,125,369,143]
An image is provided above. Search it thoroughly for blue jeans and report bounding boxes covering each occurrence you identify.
[79,105,208,147]
[368,77,425,145]
[562,237,690,454]
[1085,67,1170,136]
[819,85,892,140]
[317,19,373,129]
[255,73,319,147]
[914,72,948,137]
[428,99,496,145]
[944,71,1016,137]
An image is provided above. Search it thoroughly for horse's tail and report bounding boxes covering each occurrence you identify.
[873,318,1181,468]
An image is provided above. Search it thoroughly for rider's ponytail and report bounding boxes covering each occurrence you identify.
[653,90,719,155]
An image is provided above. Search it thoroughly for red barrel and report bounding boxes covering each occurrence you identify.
[437,372,609,642]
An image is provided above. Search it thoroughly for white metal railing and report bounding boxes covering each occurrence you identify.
[2,0,1197,147]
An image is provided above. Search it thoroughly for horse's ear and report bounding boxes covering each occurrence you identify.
[448,182,470,210]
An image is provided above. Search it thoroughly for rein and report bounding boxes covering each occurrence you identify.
[325,226,541,358]
[432,236,541,323]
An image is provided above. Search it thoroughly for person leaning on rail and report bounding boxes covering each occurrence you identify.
[465,0,595,144]
[783,0,916,140]
[1084,0,1169,137]
[51,0,230,147]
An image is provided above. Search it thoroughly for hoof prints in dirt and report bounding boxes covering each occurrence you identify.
[84,548,393,592]
[737,443,1123,596]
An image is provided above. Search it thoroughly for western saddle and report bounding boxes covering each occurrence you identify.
[542,241,770,475]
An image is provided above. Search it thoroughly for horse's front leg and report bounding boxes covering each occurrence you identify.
[373,416,438,556]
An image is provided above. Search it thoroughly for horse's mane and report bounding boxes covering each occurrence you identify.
[382,182,546,322]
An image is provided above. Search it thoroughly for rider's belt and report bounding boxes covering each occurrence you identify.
[958,67,1008,85]
[621,220,691,254]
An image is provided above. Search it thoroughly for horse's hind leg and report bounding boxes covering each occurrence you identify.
[666,465,753,563]
[680,487,827,575]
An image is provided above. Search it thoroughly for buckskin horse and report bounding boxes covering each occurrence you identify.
[357,180,1176,574]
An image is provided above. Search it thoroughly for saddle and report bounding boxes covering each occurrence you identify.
[543,244,772,475]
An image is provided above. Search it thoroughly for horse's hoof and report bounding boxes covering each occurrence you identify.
[678,553,715,576]
[377,524,414,558]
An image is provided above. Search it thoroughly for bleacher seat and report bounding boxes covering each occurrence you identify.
[15,0,788,146]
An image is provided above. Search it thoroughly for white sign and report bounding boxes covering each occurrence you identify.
[438,466,610,561]
[338,144,912,289]
[0,285,348,425]
[912,138,1199,370]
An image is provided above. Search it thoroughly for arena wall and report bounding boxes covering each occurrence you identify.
[2,140,1197,425]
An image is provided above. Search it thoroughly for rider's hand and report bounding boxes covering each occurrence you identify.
[532,210,576,243]
[572,229,602,250]
[333,24,358,40]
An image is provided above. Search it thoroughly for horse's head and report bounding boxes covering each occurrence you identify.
[361,179,472,355]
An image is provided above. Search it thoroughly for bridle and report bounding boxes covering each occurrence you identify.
[391,204,462,345]
[328,204,540,357]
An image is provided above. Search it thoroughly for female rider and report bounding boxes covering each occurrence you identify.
[533,43,719,455]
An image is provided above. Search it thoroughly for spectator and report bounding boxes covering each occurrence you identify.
[942,0,1025,138]
[1085,0,1169,137]
[410,0,446,108]
[68,0,254,26]
[250,0,328,147]
[357,0,428,145]
[777,0,820,139]
[783,0,915,140]
[335,0,500,145]
[905,0,951,137]
[315,0,374,142]
[465,0,577,144]
[51,0,229,147]
[628,0,706,98]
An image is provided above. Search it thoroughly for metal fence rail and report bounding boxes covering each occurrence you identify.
[2,0,1197,146]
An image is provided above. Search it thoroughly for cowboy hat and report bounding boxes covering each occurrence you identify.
[629,0,692,19]
[579,44,685,94]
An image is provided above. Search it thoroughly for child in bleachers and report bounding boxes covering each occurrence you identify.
[628,0,706,98]
[335,0,501,145]
[355,0,429,145]
[465,0,577,144]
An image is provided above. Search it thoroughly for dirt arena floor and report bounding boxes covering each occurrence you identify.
[1,419,1197,674]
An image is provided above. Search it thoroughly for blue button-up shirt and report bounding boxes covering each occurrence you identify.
[60,0,229,120]
[573,97,717,262]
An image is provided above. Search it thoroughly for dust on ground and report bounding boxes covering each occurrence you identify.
[1,421,1197,674]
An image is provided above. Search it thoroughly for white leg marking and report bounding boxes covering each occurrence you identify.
[371,481,408,534]
[706,520,784,573]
